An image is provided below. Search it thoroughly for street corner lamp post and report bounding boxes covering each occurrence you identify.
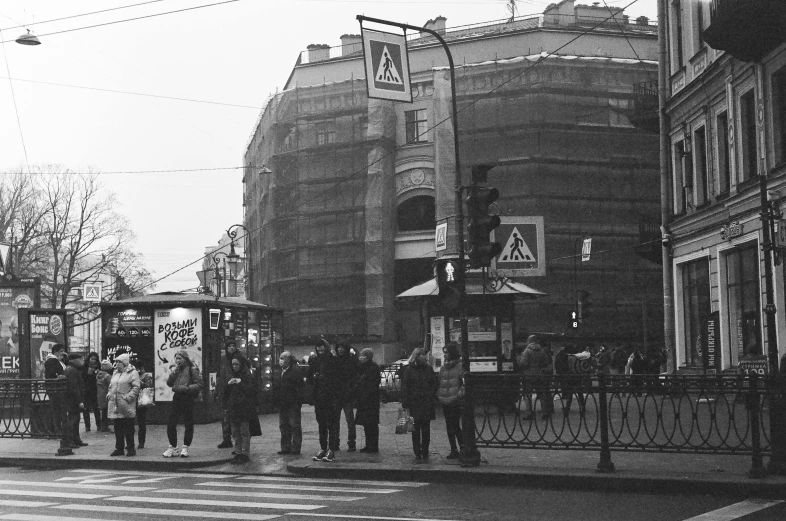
[212,253,228,299]
[357,14,480,467]
[226,223,249,298]
[15,29,41,46]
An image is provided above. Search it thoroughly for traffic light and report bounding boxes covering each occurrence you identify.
[435,258,461,310]
[577,290,592,322]
[466,186,502,268]
[471,164,496,184]
[570,310,579,329]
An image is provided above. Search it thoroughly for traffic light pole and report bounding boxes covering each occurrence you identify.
[357,15,480,467]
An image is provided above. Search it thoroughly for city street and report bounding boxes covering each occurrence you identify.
[0,467,781,521]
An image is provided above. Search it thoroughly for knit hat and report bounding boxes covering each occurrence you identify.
[526,334,538,345]
[360,348,374,361]
[101,359,112,371]
[115,353,130,366]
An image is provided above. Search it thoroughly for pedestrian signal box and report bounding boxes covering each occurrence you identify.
[571,310,578,329]
[435,258,461,310]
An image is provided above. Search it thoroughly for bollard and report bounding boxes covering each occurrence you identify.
[747,373,766,478]
[596,373,615,473]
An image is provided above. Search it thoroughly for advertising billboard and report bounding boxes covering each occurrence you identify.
[0,280,40,377]
[101,307,154,376]
[18,308,67,379]
[154,308,202,401]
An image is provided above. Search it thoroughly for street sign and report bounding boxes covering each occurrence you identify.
[581,237,592,262]
[361,28,412,102]
[435,223,447,252]
[82,283,102,302]
[492,216,545,277]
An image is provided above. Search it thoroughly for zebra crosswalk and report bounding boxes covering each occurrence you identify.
[0,469,430,521]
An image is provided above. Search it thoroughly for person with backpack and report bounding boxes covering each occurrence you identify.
[163,350,202,458]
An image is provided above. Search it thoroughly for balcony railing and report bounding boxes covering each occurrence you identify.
[704,0,786,62]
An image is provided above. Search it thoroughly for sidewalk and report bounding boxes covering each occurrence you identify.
[0,402,784,498]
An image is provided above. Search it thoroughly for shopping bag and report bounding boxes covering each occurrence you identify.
[137,388,155,407]
[395,407,411,435]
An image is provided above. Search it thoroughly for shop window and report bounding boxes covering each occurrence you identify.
[397,195,435,232]
[739,90,757,182]
[405,109,428,144]
[716,112,730,194]
[694,126,708,206]
[681,257,710,367]
[773,68,786,165]
[725,242,761,364]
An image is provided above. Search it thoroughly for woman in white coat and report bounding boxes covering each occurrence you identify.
[107,353,141,457]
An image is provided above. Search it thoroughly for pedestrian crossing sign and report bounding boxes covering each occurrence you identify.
[492,216,545,277]
[82,283,102,302]
[435,223,447,251]
[361,28,412,102]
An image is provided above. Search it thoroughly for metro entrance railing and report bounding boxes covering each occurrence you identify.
[0,379,74,455]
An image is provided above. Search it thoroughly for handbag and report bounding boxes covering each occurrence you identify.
[138,387,155,407]
[395,407,413,435]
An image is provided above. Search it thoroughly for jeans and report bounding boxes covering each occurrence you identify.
[137,407,148,446]
[221,408,232,442]
[316,404,339,452]
[336,400,356,449]
[442,404,462,452]
[167,394,195,447]
[411,419,431,457]
[66,407,82,446]
[230,420,251,456]
[49,394,67,436]
[279,404,302,453]
[114,417,135,450]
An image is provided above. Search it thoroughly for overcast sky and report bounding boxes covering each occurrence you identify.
[0,0,659,293]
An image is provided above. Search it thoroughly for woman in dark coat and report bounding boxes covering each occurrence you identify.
[355,348,380,453]
[226,354,256,464]
[401,347,438,463]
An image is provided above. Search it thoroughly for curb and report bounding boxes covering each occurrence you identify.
[286,461,786,499]
[0,456,226,472]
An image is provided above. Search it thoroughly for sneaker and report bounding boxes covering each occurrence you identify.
[162,446,178,458]
[180,446,189,458]
[312,450,327,461]
[217,440,233,449]
[110,449,124,457]
[230,454,250,465]
[322,449,335,462]
[126,449,136,457]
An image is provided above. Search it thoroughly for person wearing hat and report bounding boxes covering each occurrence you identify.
[214,340,238,449]
[96,359,113,432]
[355,348,380,453]
[519,334,554,420]
[63,353,88,448]
[107,354,141,456]
[44,343,68,435]
[307,338,340,462]
[163,350,202,458]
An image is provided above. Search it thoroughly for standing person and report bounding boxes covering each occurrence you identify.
[226,354,256,464]
[107,354,141,456]
[214,340,238,449]
[82,352,101,432]
[355,348,380,454]
[401,347,438,463]
[44,343,68,435]
[554,345,584,414]
[519,334,554,420]
[437,343,463,459]
[335,342,358,452]
[275,351,303,455]
[63,353,88,448]
[135,360,153,449]
[163,350,202,458]
[96,360,113,432]
[308,338,340,463]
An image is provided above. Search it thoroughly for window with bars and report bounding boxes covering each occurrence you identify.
[405,109,428,143]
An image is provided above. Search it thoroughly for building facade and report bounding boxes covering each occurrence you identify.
[664,0,786,372]
[244,1,662,360]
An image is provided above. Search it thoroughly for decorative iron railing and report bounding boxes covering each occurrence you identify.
[467,373,784,476]
[0,379,68,439]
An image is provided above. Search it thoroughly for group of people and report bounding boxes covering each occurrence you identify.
[44,343,201,459]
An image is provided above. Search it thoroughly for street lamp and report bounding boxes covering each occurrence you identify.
[212,252,229,299]
[15,29,41,46]
[226,224,249,298]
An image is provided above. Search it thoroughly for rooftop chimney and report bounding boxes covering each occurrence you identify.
[340,34,362,56]
[422,16,447,37]
[307,44,330,63]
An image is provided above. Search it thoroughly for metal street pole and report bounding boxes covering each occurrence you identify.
[357,15,480,467]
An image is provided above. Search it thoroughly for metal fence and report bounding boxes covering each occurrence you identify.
[467,373,785,476]
[0,379,68,439]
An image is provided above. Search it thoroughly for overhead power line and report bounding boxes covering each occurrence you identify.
[0,0,242,44]
[0,76,262,109]
[0,0,169,32]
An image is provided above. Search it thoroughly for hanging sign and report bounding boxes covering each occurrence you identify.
[492,216,546,277]
[361,28,412,102]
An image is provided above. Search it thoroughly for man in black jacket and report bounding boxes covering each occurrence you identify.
[276,351,304,455]
[308,339,340,462]
[334,343,358,452]
[214,341,238,448]
[44,343,68,435]
[63,353,87,448]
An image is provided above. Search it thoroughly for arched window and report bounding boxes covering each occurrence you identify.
[397,195,435,232]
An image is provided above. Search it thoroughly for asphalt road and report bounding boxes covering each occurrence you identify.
[0,467,782,521]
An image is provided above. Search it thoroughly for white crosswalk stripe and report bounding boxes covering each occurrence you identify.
[0,469,426,521]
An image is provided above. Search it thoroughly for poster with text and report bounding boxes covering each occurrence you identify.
[0,284,36,377]
[154,308,202,401]
[28,310,67,380]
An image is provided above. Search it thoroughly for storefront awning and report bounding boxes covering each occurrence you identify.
[396,277,547,299]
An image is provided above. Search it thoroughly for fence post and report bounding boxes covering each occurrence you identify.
[596,372,615,473]
[747,373,766,478]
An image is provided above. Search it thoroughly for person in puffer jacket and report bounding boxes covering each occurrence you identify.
[107,353,141,457]
[437,343,463,459]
